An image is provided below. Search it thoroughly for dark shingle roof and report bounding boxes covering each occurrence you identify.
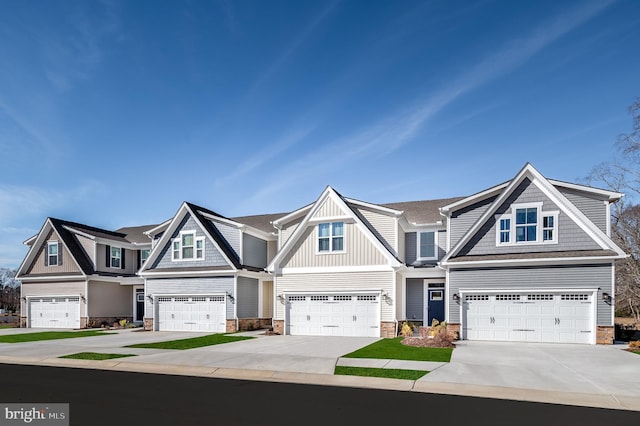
[231,213,286,233]
[382,197,466,224]
[115,225,157,244]
[448,250,619,262]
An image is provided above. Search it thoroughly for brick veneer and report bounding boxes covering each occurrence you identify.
[596,325,614,345]
[273,320,284,335]
[80,317,88,329]
[380,321,396,338]
[226,320,236,333]
[237,318,272,331]
[20,317,26,328]
[447,323,461,340]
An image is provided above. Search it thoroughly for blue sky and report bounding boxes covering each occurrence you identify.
[1,0,639,268]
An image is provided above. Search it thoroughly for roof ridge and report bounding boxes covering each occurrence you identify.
[50,218,126,238]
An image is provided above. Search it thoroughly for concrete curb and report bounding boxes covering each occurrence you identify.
[0,356,637,411]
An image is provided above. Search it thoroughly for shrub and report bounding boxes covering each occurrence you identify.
[399,321,415,337]
[629,340,640,349]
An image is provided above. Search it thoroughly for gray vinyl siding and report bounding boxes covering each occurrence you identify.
[405,230,446,264]
[447,264,612,326]
[406,278,423,320]
[243,234,267,268]
[459,179,600,256]
[398,226,405,262]
[145,277,234,319]
[450,196,497,248]
[151,215,231,269]
[237,276,258,318]
[212,219,241,257]
[356,207,397,254]
[558,187,608,234]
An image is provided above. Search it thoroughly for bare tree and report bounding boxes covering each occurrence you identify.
[589,98,640,321]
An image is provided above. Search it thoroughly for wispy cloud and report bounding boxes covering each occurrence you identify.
[0,181,109,223]
[245,0,340,97]
[244,1,613,205]
[214,124,317,187]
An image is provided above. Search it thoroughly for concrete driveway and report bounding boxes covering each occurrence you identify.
[0,328,378,375]
[419,340,640,397]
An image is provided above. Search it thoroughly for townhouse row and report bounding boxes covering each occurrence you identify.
[16,164,626,344]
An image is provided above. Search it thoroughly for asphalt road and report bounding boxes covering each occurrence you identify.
[0,364,636,426]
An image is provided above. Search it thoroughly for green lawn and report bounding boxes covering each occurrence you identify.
[60,352,137,361]
[0,330,112,343]
[343,337,453,362]
[125,333,254,350]
[334,366,428,380]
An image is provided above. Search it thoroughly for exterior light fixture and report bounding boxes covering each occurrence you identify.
[602,292,612,302]
[227,293,235,304]
[453,293,460,302]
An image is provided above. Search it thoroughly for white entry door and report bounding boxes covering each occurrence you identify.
[463,292,594,344]
[29,297,81,329]
[157,295,226,332]
[286,294,379,337]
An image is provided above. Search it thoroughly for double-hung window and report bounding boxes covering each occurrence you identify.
[515,207,537,242]
[140,249,150,266]
[418,231,436,260]
[111,247,122,268]
[496,203,558,246]
[47,242,59,266]
[318,222,344,253]
[172,231,205,261]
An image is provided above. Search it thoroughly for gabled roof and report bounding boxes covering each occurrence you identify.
[267,186,403,272]
[441,163,627,265]
[140,201,265,274]
[17,217,140,278]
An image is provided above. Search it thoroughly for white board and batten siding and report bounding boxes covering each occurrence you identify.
[145,277,234,320]
[275,271,395,322]
[279,216,303,249]
[280,223,388,268]
[355,207,397,254]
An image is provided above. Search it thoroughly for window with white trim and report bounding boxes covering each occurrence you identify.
[140,249,150,266]
[47,242,58,266]
[171,231,205,261]
[418,231,436,260]
[110,247,122,268]
[318,222,344,252]
[496,204,559,246]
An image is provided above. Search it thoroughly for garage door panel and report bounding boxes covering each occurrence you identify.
[463,292,594,344]
[157,296,226,332]
[29,297,80,329]
[287,294,379,337]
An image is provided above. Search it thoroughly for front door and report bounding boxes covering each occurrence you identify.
[135,289,144,322]
[427,289,445,324]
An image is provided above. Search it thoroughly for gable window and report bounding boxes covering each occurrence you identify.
[496,203,559,246]
[47,242,59,266]
[172,231,205,261]
[515,208,537,242]
[318,222,344,253]
[111,247,122,268]
[499,218,510,243]
[542,213,558,242]
[418,231,436,260]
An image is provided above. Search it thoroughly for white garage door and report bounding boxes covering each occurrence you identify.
[463,292,594,344]
[157,295,226,332]
[29,297,80,329]
[286,294,380,337]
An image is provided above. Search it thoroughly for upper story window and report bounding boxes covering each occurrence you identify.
[172,231,205,261]
[318,222,344,253]
[47,242,59,266]
[140,249,150,266]
[496,203,558,246]
[111,247,122,268]
[418,231,437,260]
